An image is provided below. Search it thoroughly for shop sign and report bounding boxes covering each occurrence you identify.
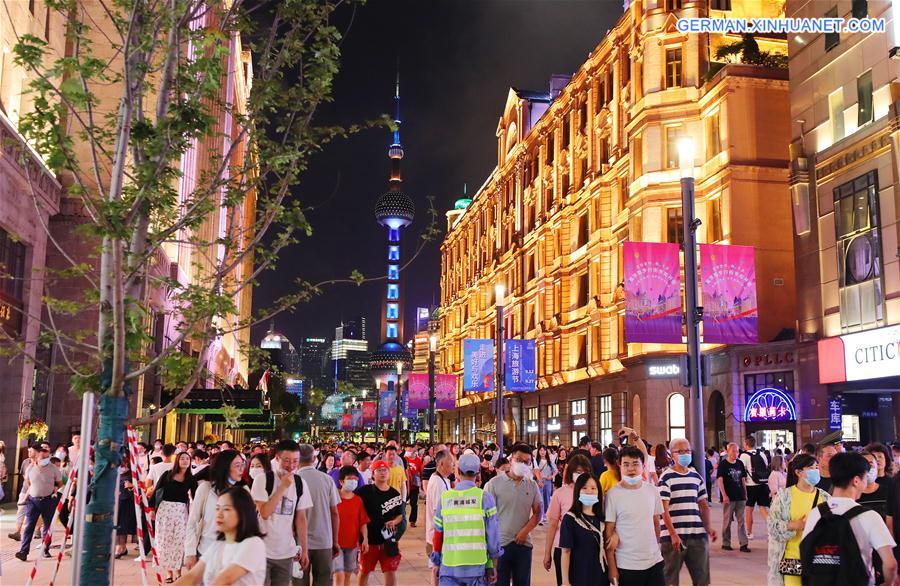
[547,418,561,431]
[828,396,842,431]
[526,421,538,433]
[573,417,587,427]
[743,388,797,422]
[862,410,878,418]
[648,362,681,378]
[818,323,900,383]
[740,350,794,370]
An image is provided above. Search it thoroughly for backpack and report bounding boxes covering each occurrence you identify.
[743,449,770,484]
[265,471,304,503]
[799,502,870,586]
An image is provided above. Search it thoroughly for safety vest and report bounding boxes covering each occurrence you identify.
[440,486,488,567]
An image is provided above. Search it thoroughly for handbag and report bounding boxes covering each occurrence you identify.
[779,489,819,576]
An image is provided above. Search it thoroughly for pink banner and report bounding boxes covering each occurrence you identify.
[700,244,758,344]
[341,413,351,431]
[408,373,429,409]
[362,401,376,426]
[435,374,457,410]
[624,241,683,343]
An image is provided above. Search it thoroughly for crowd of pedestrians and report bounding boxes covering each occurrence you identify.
[5,430,900,585]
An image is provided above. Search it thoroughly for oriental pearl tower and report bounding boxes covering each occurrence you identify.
[370,71,413,408]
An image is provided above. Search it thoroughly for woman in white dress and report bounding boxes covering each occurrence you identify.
[174,487,266,586]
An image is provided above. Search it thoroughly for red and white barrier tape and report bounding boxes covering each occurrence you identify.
[23,464,78,586]
[127,426,163,586]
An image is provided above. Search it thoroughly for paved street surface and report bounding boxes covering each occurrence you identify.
[1,500,768,585]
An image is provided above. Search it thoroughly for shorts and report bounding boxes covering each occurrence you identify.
[746,484,771,508]
[333,547,359,574]
[360,543,402,573]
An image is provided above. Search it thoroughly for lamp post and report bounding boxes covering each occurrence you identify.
[395,361,404,444]
[428,335,437,443]
[495,283,506,457]
[679,137,706,467]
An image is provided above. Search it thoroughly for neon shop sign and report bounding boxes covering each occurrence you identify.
[743,388,797,422]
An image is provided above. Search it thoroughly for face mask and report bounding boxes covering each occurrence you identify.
[39,458,50,467]
[55,451,66,460]
[249,468,264,480]
[579,494,599,507]
[572,472,582,485]
[512,462,531,478]
[622,474,641,486]
[677,454,693,468]
[804,469,820,486]
[867,466,878,485]
[343,479,359,492]
[227,477,237,485]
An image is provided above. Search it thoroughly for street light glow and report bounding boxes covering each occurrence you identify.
[396,361,403,376]
[429,335,438,351]
[678,137,695,177]
[495,283,505,307]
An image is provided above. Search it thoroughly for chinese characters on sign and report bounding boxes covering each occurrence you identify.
[378,389,396,424]
[743,388,797,422]
[624,241,683,343]
[463,339,495,392]
[505,339,536,392]
[407,373,429,409]
[828,395,842,430]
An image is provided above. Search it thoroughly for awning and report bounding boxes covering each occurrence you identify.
[162,387,266,415]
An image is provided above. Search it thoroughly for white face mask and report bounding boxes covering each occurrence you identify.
[249,468,265,480]
[511,461,531,479]
[867,466,878,485]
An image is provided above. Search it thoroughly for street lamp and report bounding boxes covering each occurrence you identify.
[428,334,438,443]
[678,137,706,467]
[495,283,506,457]
[395,361,404,444]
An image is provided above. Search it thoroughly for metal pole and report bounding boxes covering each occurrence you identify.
[395,367,403,444]
[428,349,436,443]
[680,146,706,467]
[71,391,96,585]
[495,303,505,457]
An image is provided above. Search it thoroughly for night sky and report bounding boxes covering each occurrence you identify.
[252,0,622,348]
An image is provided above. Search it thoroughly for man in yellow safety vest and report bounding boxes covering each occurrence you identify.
[431,453,502,586]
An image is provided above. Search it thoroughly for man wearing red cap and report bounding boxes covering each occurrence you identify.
[357,459,404,586]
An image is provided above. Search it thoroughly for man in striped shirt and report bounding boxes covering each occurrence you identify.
[659,438,718,586]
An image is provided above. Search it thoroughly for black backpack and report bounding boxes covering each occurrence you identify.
[265,471,304,502]
[743,449,770,484]
[799,502,870,586]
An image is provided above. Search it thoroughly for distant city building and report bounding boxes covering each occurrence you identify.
[299,337,330,391]
[260,322,301,374]
[330,318,372,392]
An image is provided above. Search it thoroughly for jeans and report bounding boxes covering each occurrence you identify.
[722,500,748,547]
[540,480,553,521]
[439,577,488,586]
[265,557,293,586]
[409,487,420,524]
[297,548,332,586]
[497,542,532,586]
[661,537,710,586]
[618,561,664,586]
[19,495,57,555]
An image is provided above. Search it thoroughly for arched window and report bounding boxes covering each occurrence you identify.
[668,393,686,441]
[505,123,518,157]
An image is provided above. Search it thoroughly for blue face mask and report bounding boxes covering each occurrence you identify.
[804,469,820,486]
[579,494,599,507]
[676,454,693,468]
[343,479,359,492]
[622,474,642,486]
[227,477,237,485]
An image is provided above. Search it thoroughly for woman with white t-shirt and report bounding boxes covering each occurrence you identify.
[174,487,266,586]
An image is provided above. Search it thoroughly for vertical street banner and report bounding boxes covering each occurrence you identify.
[435,374,457,410]
[463,339,495,392]
[335,414,343,431]
[341,413,351,431]
[700,244,758,344]
[624,241,683,343]
[362,401,377,426]
[829,395,843,431]
[401,388,418,419]
[350,407,363,430]
[407,372,430,409]
[379,389,396,424]
[505,339,536,392]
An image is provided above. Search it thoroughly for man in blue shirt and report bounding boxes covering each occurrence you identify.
[432,453,503,585]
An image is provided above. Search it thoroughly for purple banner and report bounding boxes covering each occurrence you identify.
[362,401,376,426]
[463,339,494,392]
[435,374,457,410]
[401,388,418,419]
[700,244,758,344]
[624,241,683,344]
[407,373,429,409]
[379,389,396,424]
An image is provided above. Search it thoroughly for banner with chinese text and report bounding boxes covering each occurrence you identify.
[505,339,536,392]
[407,373,429,409]
[624,241,682,343]
[435,374,457,410]
[341,413,351,431]
[378,389,396,424]
[463,339,495,392]
[401,388,418,419]
[700,244,758,344]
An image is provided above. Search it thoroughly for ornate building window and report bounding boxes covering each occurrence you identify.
[387,284,399,300]
[665,48,682,89]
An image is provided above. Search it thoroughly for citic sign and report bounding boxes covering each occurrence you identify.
[818,324,900,383]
